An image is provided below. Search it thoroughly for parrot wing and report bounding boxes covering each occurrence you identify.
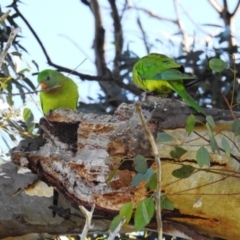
[148,69,197,81]
[134,54,182,80]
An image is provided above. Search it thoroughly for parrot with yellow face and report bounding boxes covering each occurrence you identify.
[37,69,79,114]
[132,53,206,115]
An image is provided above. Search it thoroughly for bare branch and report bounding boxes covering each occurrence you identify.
[208,0,223,13]
[90,0,106,76]
[90,0,124,103]
[231,0,240,17]
[0,9,11,24]
[135,102,162,239]
[136,17,150,54]
[223,0,228,13]
[81,0,90,7]
[109,0,123,71]
[130,6,177,24]
[79,204,95,240]
[8,1,140,95]
[178,3,214,38]
[0,27,21,70]
[173,0,187,52]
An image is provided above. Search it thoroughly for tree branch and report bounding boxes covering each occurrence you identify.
[8,1,141,96]
[173,0,187,52]
[136,16,150,54]
[231,0,240,17]
[208,0,223,13]
[130,6,178,24]
[109,0,123,72]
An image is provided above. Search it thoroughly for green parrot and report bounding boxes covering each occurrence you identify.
[132,53,206,115]
[37,69,79,115]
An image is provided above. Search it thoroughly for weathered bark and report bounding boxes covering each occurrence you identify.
[9,96,240,239]
[0,161,110,239]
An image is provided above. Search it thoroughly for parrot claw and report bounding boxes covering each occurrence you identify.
[140,91,154,102]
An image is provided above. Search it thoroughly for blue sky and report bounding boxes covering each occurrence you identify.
[0,0,239,153]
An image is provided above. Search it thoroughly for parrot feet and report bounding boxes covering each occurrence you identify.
[140,91,155,102]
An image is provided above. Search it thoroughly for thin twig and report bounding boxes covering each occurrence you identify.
[0,27,21,70]
[1,90,38,96]
[172,0,187,52]
[109,0,123,69]
[136,16,150,54]
[0,9,11,24]
[208,0,222,13]
[79,204,95,240]
[178,3,214,38]
[130,6,177,24]
[231,0,240,17]
[107,217,126,240]
[135,102,162,240]
[10,1,140,95]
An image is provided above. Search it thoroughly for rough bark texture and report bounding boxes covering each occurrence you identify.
[9,96,240,239]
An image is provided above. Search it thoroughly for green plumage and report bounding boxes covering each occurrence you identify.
[37,69,79,115]
[132,53,206,115]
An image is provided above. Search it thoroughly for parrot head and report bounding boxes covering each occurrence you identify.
[37,69,64,92]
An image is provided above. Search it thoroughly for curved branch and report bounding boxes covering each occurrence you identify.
[173,0,187,52]
[129,6,177,24]
[231,0,240,17]
[90,0,106,76]
[136,17,150,54]
[8,1,140,95]
[208,0,222,13]
[109,0,123,70]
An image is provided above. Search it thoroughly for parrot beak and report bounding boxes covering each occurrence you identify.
[40,82,47,89]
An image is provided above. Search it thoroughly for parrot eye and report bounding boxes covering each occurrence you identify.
[46,76,50,81]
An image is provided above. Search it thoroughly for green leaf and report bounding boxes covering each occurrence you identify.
[145,172,157,190]
[186,114,196,135]
[170,146,187,159]
[6,83,14,106]
[134,154,148,174]
[134,198,155,231]
[172,165,195,178]
[209,135,219,153]
[110,215,122,232]
[119,202,133,224]
[144,167,154,182]
[11,51,22,57]
[17,68,30,74]
[221,137,231,156]
[106,168,118,183]
[206,115,216,128]
[131,173,144,187]
[23,108,35,134]
[232,119,240,136]
[161,196,174,211]
[206,122,219,153]
[196,146,210,167]
[156,132,173,142]
[209,58,228,72]
[153,69,197,81]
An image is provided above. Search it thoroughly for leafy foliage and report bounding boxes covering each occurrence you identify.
[232,119,240,136]
[186,114,196,135]
[172,165,195,179]
[170,146,187,159]
[1,1,240,239]
[209,58,228,72]
[134,198,155,231]
[156,132,173,142]
[196,146,210,167]
[23,108,35,134]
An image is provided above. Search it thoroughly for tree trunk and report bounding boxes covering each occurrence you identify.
[9,96,240,239]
